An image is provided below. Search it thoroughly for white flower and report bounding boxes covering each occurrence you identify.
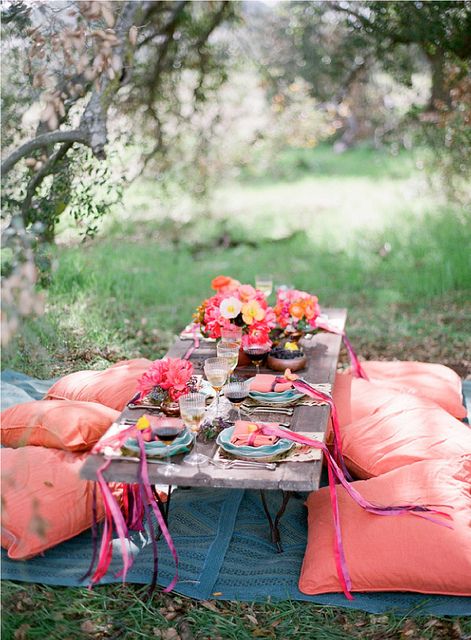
[220,296,242,319]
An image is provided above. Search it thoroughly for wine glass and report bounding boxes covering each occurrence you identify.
[243,342,271,374]
[153,418,186,476]
[216,340,239,375]
[179,392,208,466]
[255,274,273,299]
[223,379,251,421]
[220,325,242,346]
[204,356,231,417]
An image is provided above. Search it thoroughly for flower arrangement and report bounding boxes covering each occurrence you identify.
[274,288,320,334]
[136,358,195,404]
[194,276,276,347]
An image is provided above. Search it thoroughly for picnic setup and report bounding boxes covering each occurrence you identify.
[2,0,471,636]
[1,275,471,620]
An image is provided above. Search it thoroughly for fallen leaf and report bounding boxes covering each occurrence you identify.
[80,620,97,634]
[14,625,30,640]
[246,614,258,625]
[161,629,180,640]
[200,601,218,612]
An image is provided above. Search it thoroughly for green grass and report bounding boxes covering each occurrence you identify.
[2,145,471,639]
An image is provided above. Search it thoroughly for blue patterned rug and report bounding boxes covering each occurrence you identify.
[2,370,471,617]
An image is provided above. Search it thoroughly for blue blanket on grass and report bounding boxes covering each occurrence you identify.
[1,370,471,617]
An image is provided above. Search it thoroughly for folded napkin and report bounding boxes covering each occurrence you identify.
[249,374,293,394]
[230,420,279,447]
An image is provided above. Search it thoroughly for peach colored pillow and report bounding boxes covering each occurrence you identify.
[1,447,122,560]
[1,400,119,451]
[45,358,151,411]
[340,394,471,478]
[348,361,466,420]
[299,455,471,596]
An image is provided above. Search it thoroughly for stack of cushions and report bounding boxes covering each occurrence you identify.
[1,359,149,560]
[300,360,471,598]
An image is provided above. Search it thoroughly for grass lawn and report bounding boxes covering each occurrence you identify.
[2,145,471,639]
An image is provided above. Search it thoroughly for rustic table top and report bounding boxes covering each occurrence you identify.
[80,308,346,492]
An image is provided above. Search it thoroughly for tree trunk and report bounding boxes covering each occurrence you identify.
[427,49,451,110]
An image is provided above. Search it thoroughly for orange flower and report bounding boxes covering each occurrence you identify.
[211,275,240,293]
[303,299,318,319]
[289,301,305,319]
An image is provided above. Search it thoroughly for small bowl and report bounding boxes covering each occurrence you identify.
[266,353,307,372]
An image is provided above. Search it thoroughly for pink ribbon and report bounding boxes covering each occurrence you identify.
[89,425,179,592]
[183,324,200,360]
[314,318,369,380]
[247,423,453,600]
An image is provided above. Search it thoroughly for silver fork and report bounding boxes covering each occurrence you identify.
[208,459,276,470]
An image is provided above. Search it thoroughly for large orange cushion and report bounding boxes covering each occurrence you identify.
[341,394,471,478]
[299,455,471,596]
[45,358,151,411]
[1,447,121,560]
[1,400,119,451]
[348,361,466,420]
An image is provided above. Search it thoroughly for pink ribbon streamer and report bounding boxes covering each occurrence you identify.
[247,423,453,600]
[183,324,200,360]
[89,425,179,592]
[314,318,369,380]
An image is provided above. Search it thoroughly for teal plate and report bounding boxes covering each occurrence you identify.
[124,429,194,458]
[217,426,294,459]
[248,389,304,404]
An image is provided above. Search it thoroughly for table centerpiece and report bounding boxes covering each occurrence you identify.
[136,358,197,415]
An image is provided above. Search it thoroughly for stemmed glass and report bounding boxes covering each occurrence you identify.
[179,392,208,466]
[216,340,239,376]
[153,418,186,476]
[242,342,271,374]
[203,356,231,417]
[255,274,273,299]
[221,325,242,346]
[223,379,251,421]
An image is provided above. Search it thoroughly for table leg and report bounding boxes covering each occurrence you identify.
[259,490,293,553]
[151,485,172,540]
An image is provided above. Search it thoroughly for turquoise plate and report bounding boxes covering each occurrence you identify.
[124,429,194,458]
[248,389,304,404]
[216,426,294,459]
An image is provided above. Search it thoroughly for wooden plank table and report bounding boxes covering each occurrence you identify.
[80,308,346,548]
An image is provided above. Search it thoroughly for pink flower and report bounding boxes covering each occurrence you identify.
[137,358,194,401]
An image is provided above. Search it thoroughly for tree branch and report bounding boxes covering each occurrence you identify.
[21,141,73,219]
[1,130,89,177]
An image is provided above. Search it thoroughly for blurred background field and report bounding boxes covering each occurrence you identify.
[4,144,469,379]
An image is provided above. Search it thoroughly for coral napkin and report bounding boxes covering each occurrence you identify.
[230,420,279,447]
[249,374,292,394]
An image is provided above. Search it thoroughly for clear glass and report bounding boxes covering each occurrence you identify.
[216,341,239,373]
[220,325,242,346]
[204,356,231,417]
[223,379,251,420]
[255,274,273,298]
[243,342,271,374]
[179,392,207,466]
[153,418,186,476]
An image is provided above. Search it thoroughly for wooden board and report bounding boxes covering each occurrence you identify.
[80,308,346,492]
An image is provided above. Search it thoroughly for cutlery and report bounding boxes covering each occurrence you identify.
[208,459,276,470]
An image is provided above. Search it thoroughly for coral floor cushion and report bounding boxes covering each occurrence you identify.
[1,400,119,451]
[341,393,471,479]
[349,361,466,420]
[45,358,152,412]
[299,456,471,596]
[1,447,121,560]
